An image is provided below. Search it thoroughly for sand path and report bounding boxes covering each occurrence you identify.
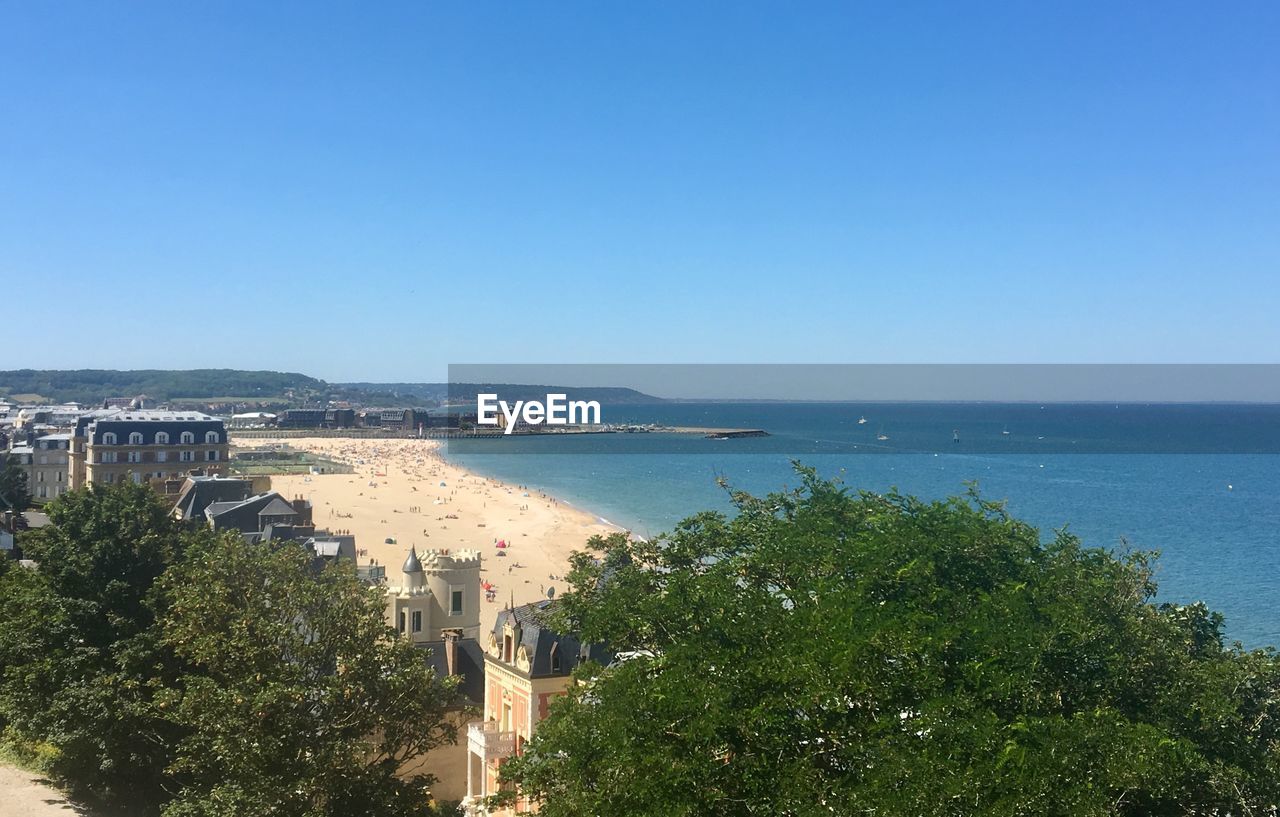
[0,763,88,816]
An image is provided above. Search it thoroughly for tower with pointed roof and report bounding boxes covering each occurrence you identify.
[403,546,424,589]
[384,546,481,644]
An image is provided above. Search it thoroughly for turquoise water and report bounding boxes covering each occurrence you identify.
[444,403,1280,648]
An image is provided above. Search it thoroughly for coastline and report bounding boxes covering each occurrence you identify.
[231,435,625,623]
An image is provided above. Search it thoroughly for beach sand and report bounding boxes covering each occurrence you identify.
[230,436,621,625]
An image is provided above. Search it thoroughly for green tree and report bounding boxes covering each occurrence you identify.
[0,453,30,513]
[157,532,469,817]
[502,469,1280,817]
[0,482,195,811]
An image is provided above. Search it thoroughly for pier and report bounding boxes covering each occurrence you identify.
[702,429,769,439]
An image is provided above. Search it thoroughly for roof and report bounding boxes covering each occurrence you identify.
[419,638,486,703]
[311,540,341,557]
[98,409,219,422]
[402,547,422,573]
[492,600,609,679]
[173,476,254,521]
[22,511,50,529]
[205,491,299,533]
[83,409,226,445]
[257,496,297,517]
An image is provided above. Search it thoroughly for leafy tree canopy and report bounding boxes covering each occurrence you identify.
[157,528,469,817]
[0,453,30,513]
[0,368,326,404]
[0,482,194,809]
[0,483,467,817]
[503,468,1280,817]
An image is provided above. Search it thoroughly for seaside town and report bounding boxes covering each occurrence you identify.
[0,394,615,814]
[5,2,1279,814]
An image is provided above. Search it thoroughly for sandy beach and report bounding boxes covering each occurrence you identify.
[230,436,621,625]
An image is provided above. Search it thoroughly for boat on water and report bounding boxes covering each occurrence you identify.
[1002,426,1011,435]
[876,431,890,441]
[857,416,867,424]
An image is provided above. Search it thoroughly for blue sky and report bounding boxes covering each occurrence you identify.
[2,2,1277,381]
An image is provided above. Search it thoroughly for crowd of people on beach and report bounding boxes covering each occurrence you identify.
[234,437,618,616]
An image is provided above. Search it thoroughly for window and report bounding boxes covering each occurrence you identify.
[39,455,47,465]
[129,432,143,445]
[180,431,195,444]
[503,633,514,663]
[38,486,47,498]
[56,472,63,483]
[102,432,117,445]
[181,451,194,462]
[37,472,45,482]
[398,612,406,633]
[155,431,169,445]
[206,450,218,461]
[131,472,142,484]
[451,589,464,616]
[550,644,562,674]
[205,431,220,444]
[412,611,422,632]
[101,452,118,464]
[127,451,142,463]
[156,451,167,463]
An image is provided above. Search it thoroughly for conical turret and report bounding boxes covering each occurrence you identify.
[402,547,424,588]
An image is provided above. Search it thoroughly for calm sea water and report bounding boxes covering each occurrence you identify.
[445,403,1280,648]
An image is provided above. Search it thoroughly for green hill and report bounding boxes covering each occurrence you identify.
[0,369,327,405]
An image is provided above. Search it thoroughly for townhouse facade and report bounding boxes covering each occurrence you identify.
[69,409,229,488]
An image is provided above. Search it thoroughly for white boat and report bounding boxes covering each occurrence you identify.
[857,416,867,424]
[877,432,889,441]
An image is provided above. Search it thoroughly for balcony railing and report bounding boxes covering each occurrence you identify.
[467,720,516,760]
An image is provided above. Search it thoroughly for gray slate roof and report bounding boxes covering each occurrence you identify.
[492,600,609,679]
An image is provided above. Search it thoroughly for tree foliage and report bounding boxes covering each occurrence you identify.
[0,368,327,404]
[0,482,193,809]
[503,468,1280,817]
[0,483,467,816]
[157,533,470,817]
[0,453,30,512]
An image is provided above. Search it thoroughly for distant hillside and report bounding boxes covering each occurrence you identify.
[338,382,665,405]
[0,369,327,405]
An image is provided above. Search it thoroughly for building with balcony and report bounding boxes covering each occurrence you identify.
[464,600,609,815]
[69,409,229,488]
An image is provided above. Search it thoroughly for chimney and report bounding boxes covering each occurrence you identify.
[443,629,459,677]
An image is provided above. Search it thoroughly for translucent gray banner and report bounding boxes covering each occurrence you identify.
[438,364,1280,455]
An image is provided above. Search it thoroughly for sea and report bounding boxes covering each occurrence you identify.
[443,402,1280,649]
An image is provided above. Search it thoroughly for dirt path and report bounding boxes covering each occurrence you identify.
[0,763,86,816]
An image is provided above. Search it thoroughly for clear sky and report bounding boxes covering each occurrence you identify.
[2,2,1277,382]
